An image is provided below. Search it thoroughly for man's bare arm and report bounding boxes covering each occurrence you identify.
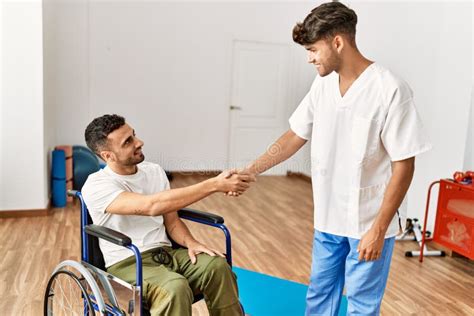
[163,212,225,263]
[372,157,415,233]
[163,212,197,247]
[106,171,255,216]
[357,157,415,261]
[245,129,307,175]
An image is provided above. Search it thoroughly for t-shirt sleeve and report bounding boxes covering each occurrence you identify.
[288,77,318,140]
[81,176,125,215]
[156,165,171,190]
[381,97,432,161]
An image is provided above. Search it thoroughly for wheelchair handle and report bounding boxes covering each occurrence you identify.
[67,189,79,197]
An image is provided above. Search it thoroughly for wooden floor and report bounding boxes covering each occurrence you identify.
[0,174,473,315]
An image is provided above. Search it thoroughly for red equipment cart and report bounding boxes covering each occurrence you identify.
[420,179,474,262]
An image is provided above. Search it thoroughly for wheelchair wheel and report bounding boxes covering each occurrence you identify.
[44,269,94,315]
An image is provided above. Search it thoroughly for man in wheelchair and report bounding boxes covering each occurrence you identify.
[81,114,253,315]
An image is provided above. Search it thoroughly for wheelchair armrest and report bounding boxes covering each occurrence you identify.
[84,224,132,247]
[178,208,224,224]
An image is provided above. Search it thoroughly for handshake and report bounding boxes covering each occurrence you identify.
[212,169,257,197]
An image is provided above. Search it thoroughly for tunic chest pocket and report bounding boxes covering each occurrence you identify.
[350,116,381,163]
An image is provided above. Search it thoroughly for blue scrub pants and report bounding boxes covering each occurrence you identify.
[305,230,395,316]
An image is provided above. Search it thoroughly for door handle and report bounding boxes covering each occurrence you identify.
[230,105,242,110]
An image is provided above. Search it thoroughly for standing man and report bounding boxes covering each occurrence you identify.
[234,2,432,315]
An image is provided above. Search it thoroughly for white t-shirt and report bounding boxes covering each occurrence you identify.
[82,161,172,267]
[289,63,432,239]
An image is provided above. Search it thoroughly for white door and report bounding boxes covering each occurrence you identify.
[228,40,291,175]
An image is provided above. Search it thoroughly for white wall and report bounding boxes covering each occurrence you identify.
[465,1,474,171]
[466,87,473,170]
[43,1,317,173]
[43,1,472,229]
[43,0,56,205]
[0,1,3,208]
[0,0,48,210]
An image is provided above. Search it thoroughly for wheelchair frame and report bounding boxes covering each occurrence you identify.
[44,189,238,315]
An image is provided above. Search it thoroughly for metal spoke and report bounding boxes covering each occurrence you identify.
[57,275,73,311]
[45,268,94,316]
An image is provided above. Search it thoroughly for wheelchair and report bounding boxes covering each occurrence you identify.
[44,190,243,315]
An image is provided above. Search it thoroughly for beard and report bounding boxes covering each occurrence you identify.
[123,152,145,166]
[317,50,341,77]
[316,64,333,77]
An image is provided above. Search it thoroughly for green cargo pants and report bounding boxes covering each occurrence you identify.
[107,247,242,316]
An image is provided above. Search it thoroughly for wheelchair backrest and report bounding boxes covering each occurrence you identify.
[78,193,107,270]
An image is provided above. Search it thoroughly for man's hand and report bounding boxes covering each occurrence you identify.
[186,239,225,264]
[214,169,256,196]
[224,169,257,197]
[357,227,385,261]
[357,157,415,262]
[223,130,307,197]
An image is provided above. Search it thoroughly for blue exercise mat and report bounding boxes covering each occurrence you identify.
[233,267,348,316]
[52,149,66,179]
[51,149,67,207]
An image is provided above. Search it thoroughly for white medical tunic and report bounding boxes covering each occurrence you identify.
[289,63,432,239]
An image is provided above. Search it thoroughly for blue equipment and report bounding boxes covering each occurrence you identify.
[51,149,67,207]
[72,146,100,191]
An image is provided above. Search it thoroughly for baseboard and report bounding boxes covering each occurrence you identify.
[0,200,52,218]
[169,170,222,177]
[286,171,312,183]
[0,208,49,218]
[170,170,313,182]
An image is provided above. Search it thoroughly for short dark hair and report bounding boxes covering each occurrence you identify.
[293,2,357,46]
[85,114,126,155]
